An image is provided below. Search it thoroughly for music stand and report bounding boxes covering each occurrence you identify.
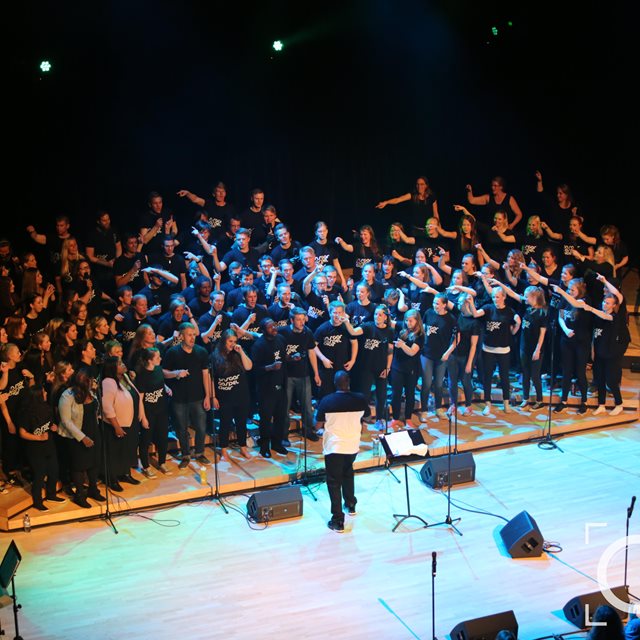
[0,540,24,640]
[380,430,430,532]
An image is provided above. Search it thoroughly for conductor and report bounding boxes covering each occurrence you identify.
[315,371,367,533]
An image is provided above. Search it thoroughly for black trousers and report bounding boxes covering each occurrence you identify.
[390,369,418,421]
[594,354,623,406]
[25,442,58,506]
[218,401,249,448]
[521,348,543,402]
[257,382,288,449]
[324,452,357,523]
[482,350,511,403]
[560,339,589,403]
[355,367,387,419]
[0,422,20,474]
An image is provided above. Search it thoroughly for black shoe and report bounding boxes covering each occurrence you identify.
[577,404,588,415]
[8,474,24,487]
[120,474,141,485]
[63,484,76,498]
[74,495,91,509]
[282,439,291,447]
[45,495,67,503]
[88,488,106,502]
[327,518,345,533]
[33,503,49,511]
[272,445,289,456]
[304,430,320,442]
[344,503,357,516]
[553,402,566,414]
[109,481,124,492]
[178,457,191,469]
[530,401,543,410]
[260,448,272,459]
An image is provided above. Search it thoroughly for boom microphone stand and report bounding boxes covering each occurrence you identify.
[293,408,318,502]
[209,405,228,514]
[96,377,118,534]
[538,315,563,452]
[624,496,636,599]
[427,412,462,537]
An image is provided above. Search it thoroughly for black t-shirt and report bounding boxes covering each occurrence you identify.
[479,304,517,350]
[521,307,548,353]
[405,286,433,317]
[267,303,292,328]
[221,247,261,272]
[135,366,168,411]
[230,305,269,350]
[239,209,263,232]
[360,280,386,304]
[202,200,236,237]
[559,299,592,343]
[456,314,481,358]
[157,254,187,282]
[251,334,287,386]
[272,243,302,268]
[593,311,630,359]
[357,322,393,373]
[279,325,317,378]
[314,321,355,370]
[415,236,447,264]
[345,301,375,327]
[197,310,231,348]
[377,274,401,295]
[302,290,329,331]
[385,240,414,269]
[1,368,29,424]
[21,397,55,451]
[520,234,548,266]
[308,241,339,270]
[315,391,368,422]
[86,227,120,263]
[408,195,437,234]
[351,245,380,281]
[113,253,148,293]
[139,211,172,259]
[120,311,156,346]
[163,344,209,403]
[391,328,424,375]
[422,309,457,360]
[477,224,513,265]
[211,353,250,401]
[559,236,591,265]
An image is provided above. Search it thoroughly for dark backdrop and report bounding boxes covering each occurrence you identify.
[9,0,633,257]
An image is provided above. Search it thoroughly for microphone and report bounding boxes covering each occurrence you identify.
[628,496,636,519]
[432,551,437,577]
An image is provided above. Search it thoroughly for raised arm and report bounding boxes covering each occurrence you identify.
[465,185,489,206]
[596,273,624,305]
[177,189,206,208]
[540,221,562,241]
[375,193,411,209]
[475,244,500,271]
[335,236,354,253]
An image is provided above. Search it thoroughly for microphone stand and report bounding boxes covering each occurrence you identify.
[624,496,636,599]
[209,402,228,514]
[538,315,563,452]
[431,551,438,640]
[293,405,318,502]
[96,377,118,534]
[427,413,462,536]
[10,575,23,640]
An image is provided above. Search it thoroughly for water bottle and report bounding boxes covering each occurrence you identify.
[23,513,31,533]
[372,436,380,458]
[199,466,207,485]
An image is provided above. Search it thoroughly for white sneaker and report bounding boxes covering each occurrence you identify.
[609,405,624,416]
[592,405,607,416]
[482,404,492,416]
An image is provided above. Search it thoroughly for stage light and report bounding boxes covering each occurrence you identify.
[507,21,513,27]
[491,26,498,37]
[39,60,52,72]
[272,40,283,52]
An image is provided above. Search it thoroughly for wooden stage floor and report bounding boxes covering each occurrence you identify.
[1,372,638,532]
[1,420,638,639]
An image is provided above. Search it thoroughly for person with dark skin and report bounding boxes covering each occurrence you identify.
[315,371,367,533]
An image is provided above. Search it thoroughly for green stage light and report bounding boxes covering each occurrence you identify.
[507,21,513,27]
[272,40,283,52]
[40,60,52,72]
[491,26,498,37]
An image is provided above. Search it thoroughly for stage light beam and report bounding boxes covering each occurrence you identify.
[272,40,283,52]
[39,60,52,72]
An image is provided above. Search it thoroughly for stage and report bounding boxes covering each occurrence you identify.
[1,417,638,639]
[1,373,638,532]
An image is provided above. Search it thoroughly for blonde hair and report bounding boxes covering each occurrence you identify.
[524,285,547,310]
